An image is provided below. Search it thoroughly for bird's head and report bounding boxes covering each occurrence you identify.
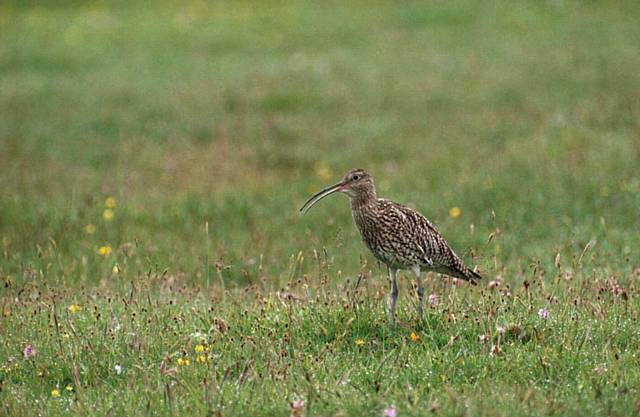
[300,168,376,214]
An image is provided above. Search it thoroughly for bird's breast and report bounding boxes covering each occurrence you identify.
[352,209,408,268]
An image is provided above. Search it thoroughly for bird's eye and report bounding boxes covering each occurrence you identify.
[352,175,360,181]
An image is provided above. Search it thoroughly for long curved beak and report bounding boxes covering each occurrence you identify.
[300,181,345,214]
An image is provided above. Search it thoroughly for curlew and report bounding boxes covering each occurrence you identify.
[300,168,481,323]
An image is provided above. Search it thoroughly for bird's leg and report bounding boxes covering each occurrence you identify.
[412,265,424,321]
[387,268,399,324]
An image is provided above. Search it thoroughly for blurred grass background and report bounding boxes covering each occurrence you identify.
[1,0,639,287]
[2,2,640,416]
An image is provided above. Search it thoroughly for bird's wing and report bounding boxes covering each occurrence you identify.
[375,199,437,265]
[383,200,480,283]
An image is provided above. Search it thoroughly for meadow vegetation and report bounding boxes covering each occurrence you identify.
[1,1,640,416]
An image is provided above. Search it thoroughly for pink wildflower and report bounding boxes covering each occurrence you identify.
[383,406,397,417]
[428,293,438,307]
[291,398,304,416]
[23,344,35,360]
[538,308,549,320]
[478,334,489,343]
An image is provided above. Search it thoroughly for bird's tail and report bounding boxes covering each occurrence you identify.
[449,266,482,285]
[465,268,482,285]
[441,248,482,285]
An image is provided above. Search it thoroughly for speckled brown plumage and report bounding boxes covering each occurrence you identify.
[351,195,480,282]
[301,168,481,322]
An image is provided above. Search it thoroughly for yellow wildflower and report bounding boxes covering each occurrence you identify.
[112,264,121,274]
[194,344,205,353]
[51,388,60,397]
[177,357,190,366]
[196,355,207,364]
[449,207,461,218]
[103,209,114,221]
[68,304,82,314]
[355,339,365,346]
[84,224,96,234]
[410,332,419,342]
[314,162,333,181]
[98,246,112,257]
[105,197,116,209]
[65,385,73,391]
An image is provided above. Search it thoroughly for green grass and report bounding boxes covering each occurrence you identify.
[1,1,640,415]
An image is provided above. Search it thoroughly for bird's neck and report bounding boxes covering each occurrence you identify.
[350,189,378,213]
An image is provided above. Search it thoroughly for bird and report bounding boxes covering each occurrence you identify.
[300,168,481,323]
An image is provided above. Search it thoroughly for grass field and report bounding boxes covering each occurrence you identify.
[1,1,640,416]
